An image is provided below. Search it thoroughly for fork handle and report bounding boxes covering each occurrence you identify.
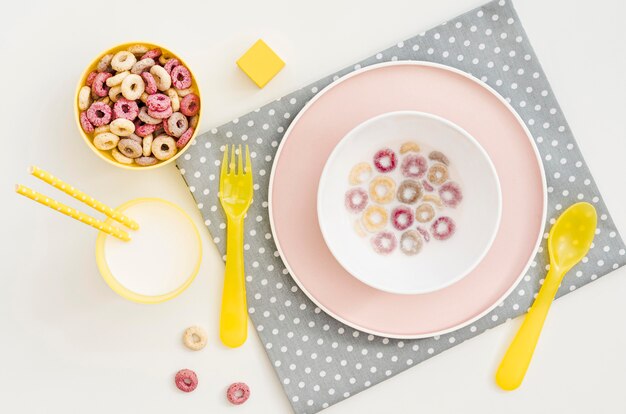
[219,217,248,348]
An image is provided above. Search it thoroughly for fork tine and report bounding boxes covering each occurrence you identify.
[230,145,236,174]
[237,144,243,175]
[221,146,229,177]
[245,145,251,175]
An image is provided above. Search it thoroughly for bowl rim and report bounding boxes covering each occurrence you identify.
[74,41,202,171]
[316,110,503,295]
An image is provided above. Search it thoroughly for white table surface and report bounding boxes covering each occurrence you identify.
[1,0,624,412]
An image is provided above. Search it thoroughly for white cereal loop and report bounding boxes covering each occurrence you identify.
[111,148,134,165]
[166,88,180,112]
[94,125,110,135]
[142,134,153,156]
[182,326,207,351]
[121,74,145,100]
[110,118,135,137]
[189,115,199,129]
[78,86,92,111]
[117,138,143,158]
[93,132,120,150]
[111,51,137,72]
[97,53,113,72]
[138,106,162,125]
[150,65,171,91]
[151,134,177,160]
[108,85,123,102]
[105,70,129,87]
[97,96,111,105]
[158,54,173,65]
[127,44,149,56]
[131,58,155,74]
[176,87,193,97]
[140,92,149,103]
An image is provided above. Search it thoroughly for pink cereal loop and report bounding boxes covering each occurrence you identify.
[146,93,171,111]
[176,127,194,148]
[147,106,173,119]
[92,72,112,97]
[171,65,192,89]
[226,382,250,405]
[141,48,162,60]
[141,72,158,94]
[164,58,180,74]
[80,111,94,133]
[135,123,158,137]
[174,369,198,393]
[86,71,98,86]
[86,102,112,126]
[113,98,139,121]
[180,93,200,116]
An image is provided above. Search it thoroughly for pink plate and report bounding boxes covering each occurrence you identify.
[268,62,546,338]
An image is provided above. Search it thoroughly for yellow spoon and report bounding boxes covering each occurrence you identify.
[495,202,597,390]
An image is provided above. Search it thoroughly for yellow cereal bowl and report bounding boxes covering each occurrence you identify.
[74,42,202,170]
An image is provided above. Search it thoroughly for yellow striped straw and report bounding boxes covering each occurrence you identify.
[29,166,139,230]
[15,185,131,242]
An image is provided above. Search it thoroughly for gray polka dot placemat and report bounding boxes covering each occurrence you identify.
[177,1,626,412]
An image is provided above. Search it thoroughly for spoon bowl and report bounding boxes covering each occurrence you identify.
[549,202,597,274]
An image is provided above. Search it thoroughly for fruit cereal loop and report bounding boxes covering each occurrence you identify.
[361,204,388,232]
[94,125,110,135]
[142,134,153,156]
[96,53,113,72]
[140,93,150,103]
[176,87,194,97]
[400,141,421,154]
[180,93,200,116]
[113,98,139,121]
[166,88,180,112]
[147,93,171,112]
[135,156,158,166]
[427,163,449,185]
[396,179,422,204]
[438,182,463,208]
[110,118,135,137]
[141,72,158,94]
[150,65,172,91]
[226,383,250,405]
[176,127,194,149]
[131,58,155,74]
[373,148,397,173]
[148,106,173,120]
[135,123,158,137]
[79,112,94,133]
[400,230,423,255]
[401,153,428,178]
[117,138,142,158]
[78,86,92,111]
[108,86,123,102]
[416,226,431,242]
[174,369,198,393]
[121,74,145,101]
[348,162,372,185]
[369,176,396,204]
[111,148,133,165]
[128,133,142,144]
[86,102,112,127]
[164,58,180,74]
[93,132,119,150]
[423,194,444,208]
[189,115,199,129]
[353,220,367,238]
[182,325,208,351]
[152,135,177,160]
[159,53,174,65]
[85,71,97,86]
[92,72,112,97]
[138,106,162,125]
[141,48,162,60]
[415,203,435,223]
[428,150,449,166]
[105,71,129,87]
[127,44,149,57]
[166,112,189,138]
[171,65,192,89]
[391,206,414,231]
[344,188,368,213]
[422,180,434,192]
[431,216,456,240]
[371,231,397,255]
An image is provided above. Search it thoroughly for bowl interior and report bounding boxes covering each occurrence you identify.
[317,111,502,294]
[74,41,201,170]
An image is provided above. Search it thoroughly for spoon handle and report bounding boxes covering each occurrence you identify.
[495,268,561,390]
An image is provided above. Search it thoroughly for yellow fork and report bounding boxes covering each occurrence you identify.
[218,144,254,348]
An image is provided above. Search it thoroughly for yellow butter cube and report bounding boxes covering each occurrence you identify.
[236,39,285,88]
